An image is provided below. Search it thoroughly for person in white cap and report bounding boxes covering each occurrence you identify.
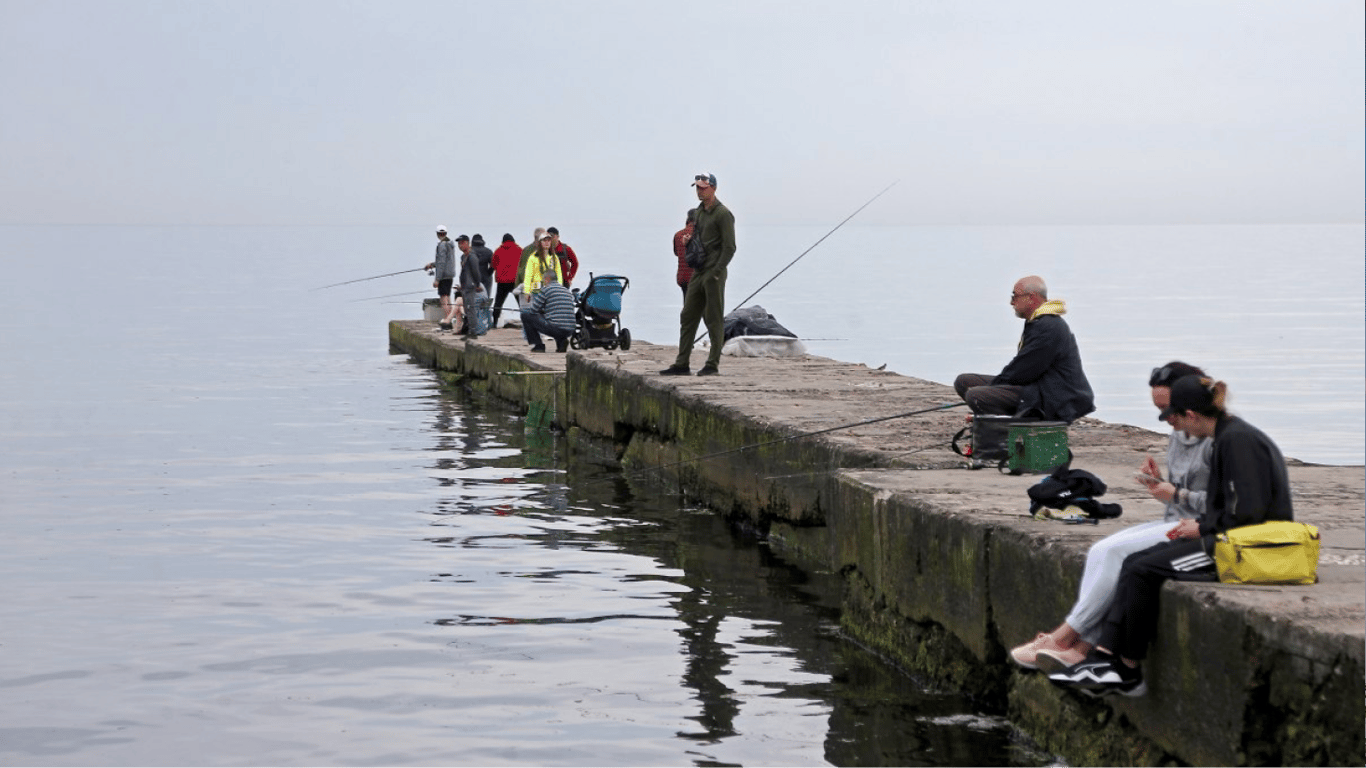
[423,227,457,329]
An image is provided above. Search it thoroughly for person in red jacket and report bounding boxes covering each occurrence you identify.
[489,233,523,327]
[547,226,579,286]
[672,208,696,298]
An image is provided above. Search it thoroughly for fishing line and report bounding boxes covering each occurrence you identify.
[727,180,897,313]
[313,267,429,291]
[693,180,897,343]
[427,404,964,509]
[758,440,955,480]
[612,400,964,484]
[350,290,432,302]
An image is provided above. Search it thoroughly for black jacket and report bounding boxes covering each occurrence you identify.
[993,311,1095,423]
[1198,415,1294,537]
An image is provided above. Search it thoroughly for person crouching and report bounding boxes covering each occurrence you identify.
[520,276,577,353]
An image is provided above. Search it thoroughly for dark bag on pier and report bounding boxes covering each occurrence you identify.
[1026,465,1123,520]
[953,415,1070,474]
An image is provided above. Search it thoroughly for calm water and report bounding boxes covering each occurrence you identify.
[1,223,1360,765]
[0,225,1050,766]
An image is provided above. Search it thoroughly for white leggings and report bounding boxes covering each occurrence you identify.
[1065,520,1178,643]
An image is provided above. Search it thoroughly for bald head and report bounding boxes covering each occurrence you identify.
[1011,275,1048,319]
[1015,276,1047,298]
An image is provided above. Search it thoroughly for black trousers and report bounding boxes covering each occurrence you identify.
[1098,538,1216,661]
[953,373,1023,415]
[491,282,516,323]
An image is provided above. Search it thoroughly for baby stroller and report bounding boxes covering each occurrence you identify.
[570,273,631,351]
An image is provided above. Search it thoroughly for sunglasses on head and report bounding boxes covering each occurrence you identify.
[1149,365,1176,387]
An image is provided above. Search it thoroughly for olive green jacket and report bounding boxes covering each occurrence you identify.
[692,199,736,273]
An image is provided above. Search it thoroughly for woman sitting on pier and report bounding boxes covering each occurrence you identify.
[1048,375,1295,697]
[1010,362,1212,672]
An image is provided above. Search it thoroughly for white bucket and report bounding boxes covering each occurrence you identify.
[422,298,443,323]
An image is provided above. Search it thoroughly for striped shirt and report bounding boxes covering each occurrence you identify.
[530,282,577,332]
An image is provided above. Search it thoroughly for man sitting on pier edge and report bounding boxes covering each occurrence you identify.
[953,275,1095,422]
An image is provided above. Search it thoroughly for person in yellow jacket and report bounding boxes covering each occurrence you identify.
[523,232,563,299]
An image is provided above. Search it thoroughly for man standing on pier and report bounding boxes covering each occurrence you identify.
[660,173,735,377]
[455,234,484,336]
[424,226,457,330]
[953,275,1094,422]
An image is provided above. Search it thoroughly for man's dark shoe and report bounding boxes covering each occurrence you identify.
[659,365,691,376]
[555,339,568,353]
[696,365,720,376]
[530,345,546,353]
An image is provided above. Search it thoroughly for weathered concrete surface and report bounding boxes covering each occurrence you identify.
[390,319,1365,766]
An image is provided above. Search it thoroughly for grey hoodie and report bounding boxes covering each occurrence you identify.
[433,239,456,281]
[1163,430,1212,522]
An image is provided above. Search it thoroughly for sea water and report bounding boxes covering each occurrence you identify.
[0,223,1360,766]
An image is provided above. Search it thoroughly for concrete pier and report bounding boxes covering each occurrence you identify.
[390,320,1364,766]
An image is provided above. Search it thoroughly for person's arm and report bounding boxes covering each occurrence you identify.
[1196,435,1281,537]
[715,208,737,270]
[993,317,1062,385]
[526,259,542,292]
[1215,438,1280,530]
[562,246,578,283]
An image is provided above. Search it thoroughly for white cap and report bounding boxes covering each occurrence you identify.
[436,225,448,234]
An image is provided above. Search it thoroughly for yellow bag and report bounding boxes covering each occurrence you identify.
[1214,521,1320,585]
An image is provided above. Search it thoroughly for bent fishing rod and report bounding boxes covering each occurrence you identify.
[467,401,966,506]
[614,400,964,484]
[313,267,429,291]
[729,180,898,312]
[694,180,898,343]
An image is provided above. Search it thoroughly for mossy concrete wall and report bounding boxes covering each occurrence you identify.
[389,321,1365,767]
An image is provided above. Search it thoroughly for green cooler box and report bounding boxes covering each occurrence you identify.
[1004,421,1070,474]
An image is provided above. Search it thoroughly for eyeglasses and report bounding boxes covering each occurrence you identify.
[1010,292,1027,301]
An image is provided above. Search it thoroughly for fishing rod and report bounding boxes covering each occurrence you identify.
[728,180,897,313]
[618,400,964,483]
[313,267,429,291]
[428,404,965,511]
[759,439,954,480]
[693,180,898,343]
[350,290,431,303]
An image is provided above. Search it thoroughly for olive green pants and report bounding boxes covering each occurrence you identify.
[673,267,726,369]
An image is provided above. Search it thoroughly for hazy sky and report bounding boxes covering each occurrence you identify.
[2,1,1362,226]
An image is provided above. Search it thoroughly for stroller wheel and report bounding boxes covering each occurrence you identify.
[619,328,631,351]
[569,330,583,349]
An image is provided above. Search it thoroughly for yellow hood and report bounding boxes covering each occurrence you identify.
[1030,299,1067,321]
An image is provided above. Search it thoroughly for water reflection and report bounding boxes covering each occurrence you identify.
[415,382,1046,766]
[0,352,1045,767]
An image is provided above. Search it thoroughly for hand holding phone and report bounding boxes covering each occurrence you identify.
[1134,472,1159,486]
